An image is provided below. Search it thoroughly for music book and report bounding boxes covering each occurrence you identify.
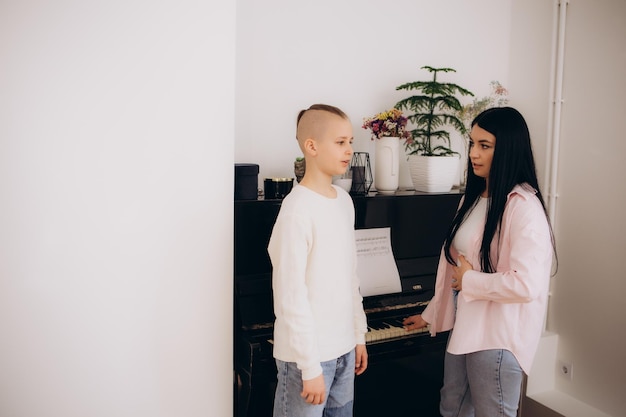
[355,227,402,297]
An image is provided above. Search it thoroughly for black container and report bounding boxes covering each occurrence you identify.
[264,178,294,199]
[350,152,373,194]
[234,163,259,200]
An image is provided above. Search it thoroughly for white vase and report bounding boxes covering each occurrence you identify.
[408,154,460,193]
[374,136,400,193]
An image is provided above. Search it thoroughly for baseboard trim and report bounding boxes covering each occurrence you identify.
[526,390,613,417]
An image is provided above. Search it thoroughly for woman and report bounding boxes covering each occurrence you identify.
[403,107,556,417]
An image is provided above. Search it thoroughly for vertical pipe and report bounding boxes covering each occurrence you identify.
[548,0,569,223]
[543,0,569,334]
[544,0,560,195]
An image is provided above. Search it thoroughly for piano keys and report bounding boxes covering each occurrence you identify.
[366,316,429,343]
[234,190,462,417]
[270,322,428,345]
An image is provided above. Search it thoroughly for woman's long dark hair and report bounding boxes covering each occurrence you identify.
[443,107,556,272]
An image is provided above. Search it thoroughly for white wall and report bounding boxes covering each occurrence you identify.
[508,0,555,186]
[0,1,234,416]
[235,0,513,190]
[548,0,626,415]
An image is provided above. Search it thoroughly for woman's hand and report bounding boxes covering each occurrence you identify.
[451,254,473,291]
[402,314,428,331]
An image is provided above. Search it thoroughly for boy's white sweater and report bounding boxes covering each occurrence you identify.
[268,185,368,380]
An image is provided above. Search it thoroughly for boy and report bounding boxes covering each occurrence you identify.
[268,104,368,417]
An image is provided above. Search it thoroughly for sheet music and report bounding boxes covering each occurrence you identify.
[355,227,402,297]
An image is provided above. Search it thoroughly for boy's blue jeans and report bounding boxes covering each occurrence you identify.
[440,347,523,417]
[273,349,355,417]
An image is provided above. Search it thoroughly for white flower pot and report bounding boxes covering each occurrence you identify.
[408,154,460,193]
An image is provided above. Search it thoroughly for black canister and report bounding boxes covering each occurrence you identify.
[234,163,259,200]
[264,178,294,199]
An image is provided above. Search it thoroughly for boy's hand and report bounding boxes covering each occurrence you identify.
[355,344,368,375]
[403,314,428,330]
[301,374,325,405]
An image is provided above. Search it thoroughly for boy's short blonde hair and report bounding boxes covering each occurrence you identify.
[296,104,348,127]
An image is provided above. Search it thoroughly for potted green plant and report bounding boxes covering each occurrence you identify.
[394,66,474,192]
[294,156,305,183]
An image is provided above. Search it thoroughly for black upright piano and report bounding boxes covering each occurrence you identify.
[234,190,463,417]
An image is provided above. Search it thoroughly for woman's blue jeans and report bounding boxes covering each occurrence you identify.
[273,349,355,417]
[440,348,523,417]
